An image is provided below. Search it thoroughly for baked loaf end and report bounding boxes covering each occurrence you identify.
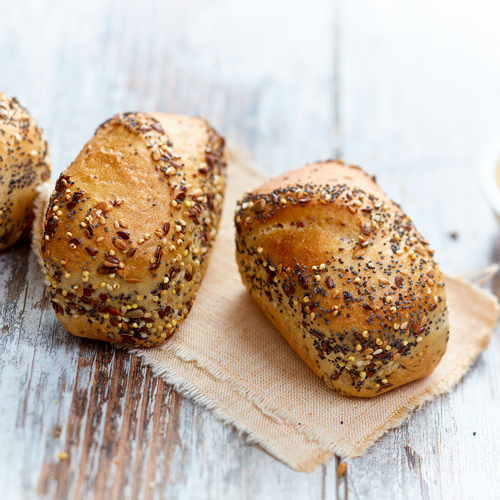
[41,112,225,346]
[235,161,449,397]
[0,93,51,251]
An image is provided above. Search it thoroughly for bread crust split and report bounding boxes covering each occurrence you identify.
[0,93,51,251]
[235,161,449,397]
[41,112,225,347]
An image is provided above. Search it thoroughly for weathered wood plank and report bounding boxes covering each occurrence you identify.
[338,1,500,498]
[0,0,341,498]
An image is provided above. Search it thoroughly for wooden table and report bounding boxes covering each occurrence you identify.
[2,1,500,498]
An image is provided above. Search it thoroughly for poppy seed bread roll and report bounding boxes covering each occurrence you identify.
[235,161,449,397]
[41,112,225,346]
[0,93,51,251]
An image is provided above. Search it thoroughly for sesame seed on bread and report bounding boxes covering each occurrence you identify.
[0,93,51,251]
[235,160,449,397]
[41,112,225,347]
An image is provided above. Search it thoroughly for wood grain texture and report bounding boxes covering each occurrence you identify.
[2,0,500,498]
[0,0,341,499]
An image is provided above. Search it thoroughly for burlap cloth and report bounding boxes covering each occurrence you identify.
[126,149,498,471]
[34,149,500,472]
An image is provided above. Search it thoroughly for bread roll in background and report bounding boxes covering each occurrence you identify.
[41,112,225,347]
[0,93,51,251]
[235,161,449,397]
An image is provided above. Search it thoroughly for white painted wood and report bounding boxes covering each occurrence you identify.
[339,1,500,498]
[3,0,500,498]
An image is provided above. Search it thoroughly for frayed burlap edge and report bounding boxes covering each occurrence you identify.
[129,277,497,470]
[129,344,335,472]
[31,181,52,268]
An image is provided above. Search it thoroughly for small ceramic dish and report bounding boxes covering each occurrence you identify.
[481,140,500,223]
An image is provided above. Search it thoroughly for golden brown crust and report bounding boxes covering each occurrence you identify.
[41,112,225,347]
[0,93,51,251]
[235,161,449,397]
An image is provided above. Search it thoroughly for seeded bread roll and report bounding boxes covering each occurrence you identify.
[0,93,51,251]
[235,161,449,397]
[41,112,225,347]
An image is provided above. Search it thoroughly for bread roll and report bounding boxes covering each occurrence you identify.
[0,93,51,251]
[235,161,449,397]
[41,112,225,346]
